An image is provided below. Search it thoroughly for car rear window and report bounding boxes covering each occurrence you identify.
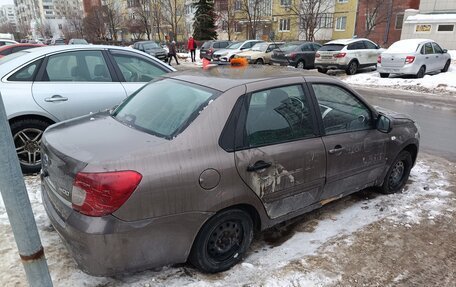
[113,79,219,139]
[319,44,345,51]
[202,42,212,49]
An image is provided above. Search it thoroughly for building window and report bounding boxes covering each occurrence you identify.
[335,16,347,31]
[395,13,404,30]
[338,0,348,3]
[217,0,228,11]
[279,18,290,31]
[221,20,228,31]
[280,0,291,6]
[235,0,242,11]
[437,24,454,32]
[235,22,242,33]
[58,24,62,30]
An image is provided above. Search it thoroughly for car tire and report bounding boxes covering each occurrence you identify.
[189,209,253,273]
[346,60,358,75]
[10,118,51,174]
[255,58,264,65]
[442,60,450,73]
[380,73,390,78]
[296,60,305,69]
[379,150,413,194]
[317,67,328,74]
[416,66,426,78]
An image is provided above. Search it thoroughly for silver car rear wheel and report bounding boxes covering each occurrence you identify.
[416,66,426,78]
[10,118,50,174]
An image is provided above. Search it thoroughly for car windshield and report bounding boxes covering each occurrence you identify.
[251,43,268,52]
[280,43,301,52]
[143,42,159,49]
[319,44,345,51]
[113,79,218,139]
[227,42,242,49]
[0,51,28,65]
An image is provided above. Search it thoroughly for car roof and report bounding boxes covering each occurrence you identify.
[0,43,42,50]
[393,38,433,46]
[162,65,331,92]
[325,38,372,45]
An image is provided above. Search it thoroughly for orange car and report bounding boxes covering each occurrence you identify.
[0,43,44,58]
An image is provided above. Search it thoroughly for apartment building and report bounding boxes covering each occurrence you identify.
[0,5,18,32]
[401,0,456,49]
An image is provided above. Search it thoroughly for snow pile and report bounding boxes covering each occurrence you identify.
[0,157,453,286]
[342,62,456,94]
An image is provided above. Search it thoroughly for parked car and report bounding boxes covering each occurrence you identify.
[0,39,18,46]
[0,45,175,173]
[68,38,89,45]
[199,40,232,60]
[377,39,451,78]
[0,43,44,58]
[41,65,419,276]
[270,41,322,68]
[51,38,66,45]
[133,40,168,62]
[235,42,284,64]
[315,38,384,75]
[212,40,264,62]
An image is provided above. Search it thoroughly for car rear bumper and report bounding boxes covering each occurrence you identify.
[270,58,296,66]
[315,63,348,70]
[377,64,419,75]
[42,178,212,276]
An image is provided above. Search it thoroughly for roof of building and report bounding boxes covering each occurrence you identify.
[405,13,456,23]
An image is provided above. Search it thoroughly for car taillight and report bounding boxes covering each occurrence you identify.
[334,53,346,58]
[315,53,320,58]
[289,52,297,60]
[209,48,214,54]
[405,56,415,64]
[72,170,142,217]
[377,55,382,64]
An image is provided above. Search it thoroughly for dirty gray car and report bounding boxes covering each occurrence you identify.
[41,66,420,276]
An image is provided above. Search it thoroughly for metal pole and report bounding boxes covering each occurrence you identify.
[0,93,53,287]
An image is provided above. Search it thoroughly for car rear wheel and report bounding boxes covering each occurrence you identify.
[317,67,328,74]
[380,73,390,78]
[189,209,253,273]
[442,60,450,72]
[296,60,305,69]
[416,66,426,78]
[10,118,51,174]
[379,150,413,194]
[255,58,264,65]
[346,61,358,75]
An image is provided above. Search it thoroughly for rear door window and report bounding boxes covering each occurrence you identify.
[347,41,366,50]
[213,42,220,48]
[424,43,434,54]
[220,42,230,48]
[363,41,378,50]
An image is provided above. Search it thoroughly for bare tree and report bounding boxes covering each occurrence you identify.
[129,0,152,40]
[161,0,185,41]
[214,0,236,40]
[84,7,107,42]
[237,0,272,39]
[102,0,125,41]
[126,20,145,40]
[360,0,398,37]
[290,0,334,41]
[150,0,164,42]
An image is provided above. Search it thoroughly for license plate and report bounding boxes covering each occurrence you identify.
[272,62,281,66]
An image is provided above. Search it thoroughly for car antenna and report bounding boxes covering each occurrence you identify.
[268,32,291,67]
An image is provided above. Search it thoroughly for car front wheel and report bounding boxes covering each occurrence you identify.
[189,209,253,273]
[442,60,450,72]
[10,118,51,174]
[379,150,413,194]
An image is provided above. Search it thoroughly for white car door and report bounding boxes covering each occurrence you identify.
[32,50,127,121]
[108,50,172,96]
[422,42,437,72]
[431,42,447,70]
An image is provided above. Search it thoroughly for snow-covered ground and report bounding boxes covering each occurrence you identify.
[0,155,454,286]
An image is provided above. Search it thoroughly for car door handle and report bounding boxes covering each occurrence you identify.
[425,56,429,59]
[247,160,272,172]
[328,145,344,155]
[44,95,68,102]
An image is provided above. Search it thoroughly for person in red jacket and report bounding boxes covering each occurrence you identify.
[187,36,196,62]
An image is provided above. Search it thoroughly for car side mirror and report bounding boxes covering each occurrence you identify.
[377,114,392,133]
[443,49,448,53]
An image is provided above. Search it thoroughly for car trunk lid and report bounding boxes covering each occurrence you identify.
[380,53,409,68]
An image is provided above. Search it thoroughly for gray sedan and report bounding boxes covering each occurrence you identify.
[41,66,419,276]
[0,45,174,173]
[377,39,451,78]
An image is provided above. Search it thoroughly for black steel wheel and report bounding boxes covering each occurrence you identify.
[442,60,450,73]
[379,150,413,194]
[10,118,50,174]
[296,60,305,69]
[416,66,426,78]
[255,58,264,65]
[189,209,253,273]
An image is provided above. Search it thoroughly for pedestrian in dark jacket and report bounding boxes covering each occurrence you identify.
[187,36,196,62]
[168,41,179,65]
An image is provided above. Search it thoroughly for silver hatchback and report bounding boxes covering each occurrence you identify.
[0,45,174,173]
[377,39,451,78]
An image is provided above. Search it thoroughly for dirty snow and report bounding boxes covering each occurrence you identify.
[0,155,454,286]
[342,51,456,95]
